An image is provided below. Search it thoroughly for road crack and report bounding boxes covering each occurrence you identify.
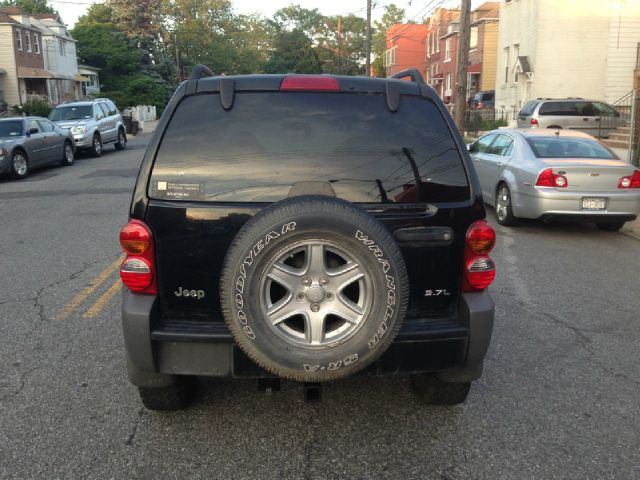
[125,407,145,446]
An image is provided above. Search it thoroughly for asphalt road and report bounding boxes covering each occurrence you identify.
[1,134,639,479]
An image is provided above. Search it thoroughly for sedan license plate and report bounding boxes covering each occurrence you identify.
[582,197,607,211]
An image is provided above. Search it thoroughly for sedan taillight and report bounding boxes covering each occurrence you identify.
[119,220,157,294]
[536,168,568,188]
[618,170,640,189]
[530,118,539,127]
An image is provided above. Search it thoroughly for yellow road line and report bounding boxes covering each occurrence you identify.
[83,278,122,318]
[55,255,124,321]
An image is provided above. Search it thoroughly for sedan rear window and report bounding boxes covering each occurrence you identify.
[0,120,22,137]
[150,92,470,203]
[526,137,615,159]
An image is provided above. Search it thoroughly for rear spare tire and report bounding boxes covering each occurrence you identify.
[219,195,409,382]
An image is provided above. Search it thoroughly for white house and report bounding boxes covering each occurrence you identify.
[495,0,640,113]
[78,64,100,97]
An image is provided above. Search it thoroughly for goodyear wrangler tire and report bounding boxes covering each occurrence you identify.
[219,195,409,382]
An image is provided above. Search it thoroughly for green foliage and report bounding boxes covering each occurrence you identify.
[0,0,53,14]
[12,97,51,117]
[72,5,142,90]
[479,118,508,131]
[264,29,322,74]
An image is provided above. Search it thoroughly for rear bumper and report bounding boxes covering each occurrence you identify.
[514,187,640,221]
[122,289,494,386]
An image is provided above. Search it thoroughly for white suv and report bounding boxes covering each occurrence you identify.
[49,98,127,157]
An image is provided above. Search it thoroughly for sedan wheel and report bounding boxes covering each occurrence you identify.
[11,151,29,179]
[61,142,74,166]
[495,185,517,226]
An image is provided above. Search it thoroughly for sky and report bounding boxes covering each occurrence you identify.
[48,0,484,28]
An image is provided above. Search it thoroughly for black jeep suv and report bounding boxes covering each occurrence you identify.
[119,66,496,410]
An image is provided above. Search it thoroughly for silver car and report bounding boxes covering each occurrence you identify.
[516,99,625,137]
[49,98,127,157]
[0,117,75,180]
[468,129,640,231]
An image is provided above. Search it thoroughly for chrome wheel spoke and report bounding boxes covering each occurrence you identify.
[334,295,363,324]
[268,262,302,292]
[304,312,325,345]
[328,261,364,291]
[267,295,303,325]
[305,244,326,276]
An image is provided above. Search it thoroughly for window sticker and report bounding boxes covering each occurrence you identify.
[153,181,205,200]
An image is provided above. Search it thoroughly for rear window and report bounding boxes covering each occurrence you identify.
[519,101,538,116]
[526,136,615,159]
[150,92,470,203]
[538,101,593,116]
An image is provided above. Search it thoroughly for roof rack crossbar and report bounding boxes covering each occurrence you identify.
[190,64,215,80]
[388,68,425,84]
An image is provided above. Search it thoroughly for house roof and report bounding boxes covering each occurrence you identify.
[517,56,532,73]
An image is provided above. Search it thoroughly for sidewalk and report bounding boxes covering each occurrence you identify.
[622,216,640,240]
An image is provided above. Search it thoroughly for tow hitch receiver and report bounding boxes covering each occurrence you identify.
[303,383,322,403]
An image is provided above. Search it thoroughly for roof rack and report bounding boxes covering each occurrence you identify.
[388,68,425,84]
[190,64,215,80]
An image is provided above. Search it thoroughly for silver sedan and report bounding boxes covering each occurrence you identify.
[0,116,75,180]
[468,129,640,231]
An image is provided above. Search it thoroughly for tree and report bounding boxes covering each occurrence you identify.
[264,29,321,74]
[110,0,165,64]
[72,4,141,90]
[0,0,53,14]
[317,14,366,75]
[371,4,407,77]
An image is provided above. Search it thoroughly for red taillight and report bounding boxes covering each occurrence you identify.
[536,168,568,188]
[465,257,497,290]
[618,170,640,189]
[466,219,496,255]
[530,118,539,127]
[120,219,151,254]
[119,220,157,294]
[280,76,340,92]
[463,221,496,292]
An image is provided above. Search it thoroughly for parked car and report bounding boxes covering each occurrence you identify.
[469,90,495,109]
[516,98,626,137]
[119,66,497,410]
[0,116,75,180]
[468,129,640,231]
[49,98,127,157]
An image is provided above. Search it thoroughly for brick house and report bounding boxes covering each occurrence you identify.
[0,11,49,109]
[425,8,460,102]
[384,24,429,77]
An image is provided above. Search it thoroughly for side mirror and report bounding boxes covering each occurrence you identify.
[28,127,39,135]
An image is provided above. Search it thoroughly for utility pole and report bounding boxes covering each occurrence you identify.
[174,34,181,82]
[365,0,372,76]
[454,0,471,132]
[338,16,342,72]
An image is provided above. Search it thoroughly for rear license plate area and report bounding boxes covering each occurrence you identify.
[581,197,607,211]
